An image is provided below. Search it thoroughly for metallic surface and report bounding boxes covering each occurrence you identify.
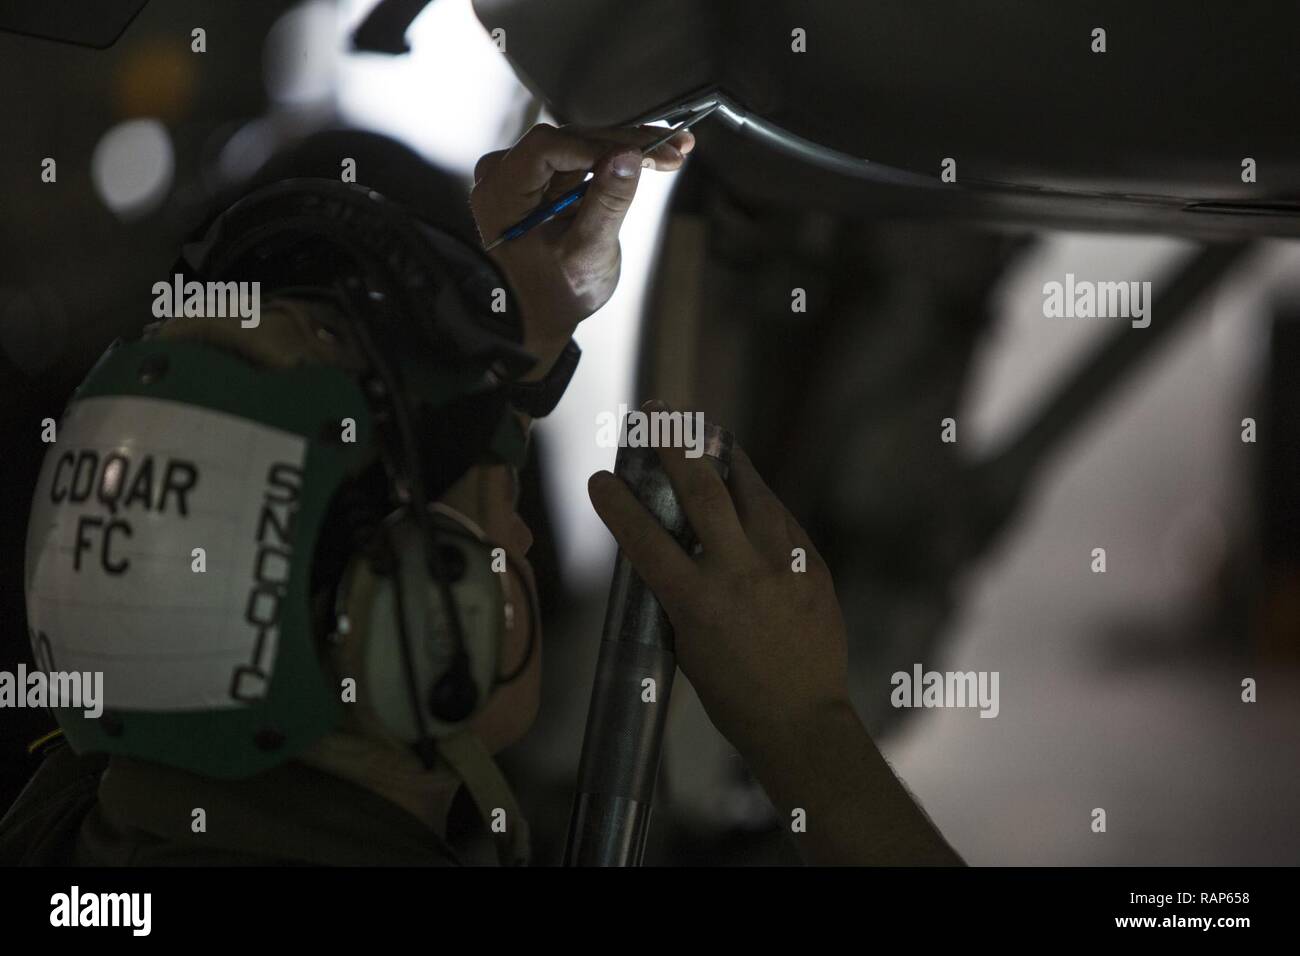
[565,423,734,866]
[631,90,946,191]
[473,0,1300,237]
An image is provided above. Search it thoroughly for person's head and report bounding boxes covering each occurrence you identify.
[154,299,544,757]
[24,179,544,784]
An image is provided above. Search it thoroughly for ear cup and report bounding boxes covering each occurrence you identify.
[339,510,506,741]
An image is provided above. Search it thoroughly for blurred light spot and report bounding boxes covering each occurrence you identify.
[216,118,279,186]
[264,0,338,106]
[91,118,174,220]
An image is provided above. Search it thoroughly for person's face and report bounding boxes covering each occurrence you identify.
[437,461,541,752]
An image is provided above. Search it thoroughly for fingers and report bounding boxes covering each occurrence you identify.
[726,445,822,565]
[503,124,606,187]
[475,121,692,202]
[647,406,747,556]
[472,149,505,185]
[475,124,608,225]
[542,168,591,202]
[565,148,643,255]
[562,124,696,170]
[588,470,696,604]
[490,123,691,200]
[727,445,794,558]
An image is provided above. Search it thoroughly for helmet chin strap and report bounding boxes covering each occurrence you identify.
[434,731,531,867]
[426,518,536,867]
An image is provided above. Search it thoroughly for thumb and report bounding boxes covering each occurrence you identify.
[567,147,643,254]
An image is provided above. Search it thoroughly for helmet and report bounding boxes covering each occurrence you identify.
[24,179,537,783]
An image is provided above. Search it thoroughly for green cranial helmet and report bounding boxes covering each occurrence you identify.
[24,179,535,779]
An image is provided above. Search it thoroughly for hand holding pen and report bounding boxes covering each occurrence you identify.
[469,107,716,369]
[481,105,719,252]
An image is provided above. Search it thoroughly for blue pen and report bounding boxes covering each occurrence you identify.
[482,103,719,252]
